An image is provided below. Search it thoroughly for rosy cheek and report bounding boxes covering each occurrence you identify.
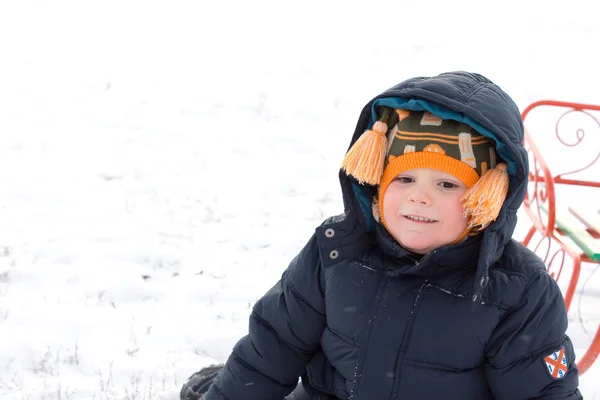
[383,203,394,221]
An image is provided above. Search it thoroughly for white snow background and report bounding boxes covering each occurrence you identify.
[0,0,599,398]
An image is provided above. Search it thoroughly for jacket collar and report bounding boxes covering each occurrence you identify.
[374,223,482,278]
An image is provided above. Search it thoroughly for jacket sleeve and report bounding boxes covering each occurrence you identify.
[203,234,327,400]
[485,269,583,399]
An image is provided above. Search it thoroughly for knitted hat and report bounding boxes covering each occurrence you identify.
[341,108,509,234]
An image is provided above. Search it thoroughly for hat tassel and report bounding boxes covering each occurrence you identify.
[341,121,388,185]
[461,163,509,230]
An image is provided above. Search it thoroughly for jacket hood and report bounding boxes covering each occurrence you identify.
[339,71,528,300]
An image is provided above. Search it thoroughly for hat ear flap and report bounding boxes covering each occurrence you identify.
[371,195,381,223]
[461,163,509,230]
[341,120,388,185]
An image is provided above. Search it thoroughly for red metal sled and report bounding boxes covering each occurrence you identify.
[520,100,600,375]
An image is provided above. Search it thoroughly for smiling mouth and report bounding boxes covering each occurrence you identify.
[404,214,438,223]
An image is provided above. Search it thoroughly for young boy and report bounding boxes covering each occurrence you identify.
[181,71,583,399]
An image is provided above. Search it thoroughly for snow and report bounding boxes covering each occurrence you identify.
[0,0,598,398]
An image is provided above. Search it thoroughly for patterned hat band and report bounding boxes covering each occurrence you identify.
[384,108,499,183]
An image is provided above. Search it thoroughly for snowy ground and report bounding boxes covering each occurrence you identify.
[0,0,599,398]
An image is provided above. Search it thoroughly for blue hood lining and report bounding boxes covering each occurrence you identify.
[353,184,376,231]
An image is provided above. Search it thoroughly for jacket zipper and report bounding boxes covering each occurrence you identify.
[390,281,429,399]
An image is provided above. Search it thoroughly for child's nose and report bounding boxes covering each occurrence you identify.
[408,187,432,205]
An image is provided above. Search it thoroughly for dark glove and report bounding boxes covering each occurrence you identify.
[180,364,224,400]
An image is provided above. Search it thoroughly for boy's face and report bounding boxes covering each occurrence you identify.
[382,168,469,255]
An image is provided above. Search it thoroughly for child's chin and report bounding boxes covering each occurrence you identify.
[397,236,438,255]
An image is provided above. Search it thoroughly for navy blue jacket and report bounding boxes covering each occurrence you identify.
[203,72,582,399]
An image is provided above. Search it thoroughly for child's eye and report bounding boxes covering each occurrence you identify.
[439,181,459,189]
[394,176,413,183]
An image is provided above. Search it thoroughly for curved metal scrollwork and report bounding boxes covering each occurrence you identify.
[554,109,600,179]
[527,231,566,282]
[523,133,555,237]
